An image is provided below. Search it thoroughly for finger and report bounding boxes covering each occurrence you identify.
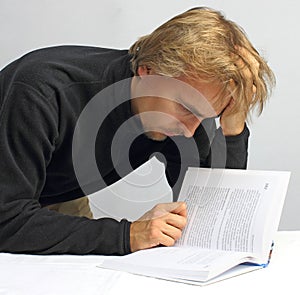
[170,201,187,217]
[158,233,176,247]
[235,48,259,101]
[166,202,186,216]
[230,58,256,108]
[235,57,253,84]
[159,224,183,246]
[163,227,182,245]
[228,78,235,94]
[154,202,187,218]
[236,46,259,77]
[165,213,187,229]
[233,49,255,85]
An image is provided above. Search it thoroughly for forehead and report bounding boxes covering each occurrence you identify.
[135,75,228,117]
[175,76,228,117]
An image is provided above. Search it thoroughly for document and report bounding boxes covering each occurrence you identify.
[99,168,290,285]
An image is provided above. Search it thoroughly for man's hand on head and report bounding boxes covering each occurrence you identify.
[220,46,259,136]
[219,92,247,136]
[130,202,187,252]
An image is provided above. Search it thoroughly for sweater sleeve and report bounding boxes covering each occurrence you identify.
[207,125,250,169]
[0,83,131,255]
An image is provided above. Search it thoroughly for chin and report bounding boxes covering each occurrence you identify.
[145,131,168,142]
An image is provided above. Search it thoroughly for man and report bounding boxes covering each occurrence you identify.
[0,7,274,255]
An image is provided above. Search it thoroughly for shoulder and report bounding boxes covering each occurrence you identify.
[0,45,127,82]
[1,45,125,81]
[0,46,130,100]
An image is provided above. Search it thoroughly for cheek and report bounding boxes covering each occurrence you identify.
[185,115,202,130]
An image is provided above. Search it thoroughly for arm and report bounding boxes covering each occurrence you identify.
[205,46,257,169]
[0,83,131,255]
[207,123,250,169]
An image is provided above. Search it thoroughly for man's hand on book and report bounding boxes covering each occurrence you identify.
[130,202,187,252]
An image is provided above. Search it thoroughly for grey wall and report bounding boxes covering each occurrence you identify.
[1,0,299,229]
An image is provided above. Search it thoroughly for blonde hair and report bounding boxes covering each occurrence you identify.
[129,7,275,115]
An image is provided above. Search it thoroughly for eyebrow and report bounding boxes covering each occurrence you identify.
[183,102,224,119]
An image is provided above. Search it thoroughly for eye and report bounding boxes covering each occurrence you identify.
[177,103,190,113]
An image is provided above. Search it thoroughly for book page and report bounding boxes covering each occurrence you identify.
[99,168,290,284]
[176,168,290,257]
[100,246,253,282]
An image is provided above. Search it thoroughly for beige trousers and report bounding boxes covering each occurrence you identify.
[46,196,93,219]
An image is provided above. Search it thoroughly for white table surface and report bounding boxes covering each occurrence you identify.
[0,231,299,295]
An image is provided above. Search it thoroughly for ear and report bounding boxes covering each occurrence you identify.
[137,65,152,76]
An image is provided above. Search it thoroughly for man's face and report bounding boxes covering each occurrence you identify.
[131,73,231,141]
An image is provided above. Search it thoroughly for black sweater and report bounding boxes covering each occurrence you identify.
[0,46,249,255]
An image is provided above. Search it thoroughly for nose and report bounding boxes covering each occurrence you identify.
[182,117,202,138]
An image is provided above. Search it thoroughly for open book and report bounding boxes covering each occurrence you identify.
[99,168,290,285]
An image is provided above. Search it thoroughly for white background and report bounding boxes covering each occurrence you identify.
[1,0,299,229]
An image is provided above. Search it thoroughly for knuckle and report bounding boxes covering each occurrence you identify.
[148,222,161,239]
[149,228,159,240]
[150,218,161,228]
[181,217,187,228]
[177,216,187,228]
